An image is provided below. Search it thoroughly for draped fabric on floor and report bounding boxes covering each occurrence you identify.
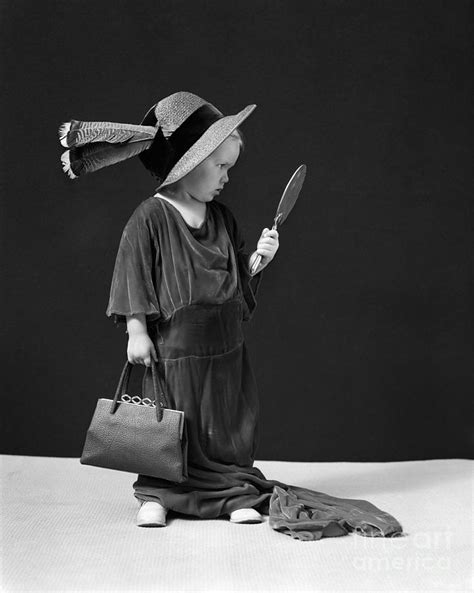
[106,195,404,539]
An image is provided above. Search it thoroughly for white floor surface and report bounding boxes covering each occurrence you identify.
[1,455,472,593]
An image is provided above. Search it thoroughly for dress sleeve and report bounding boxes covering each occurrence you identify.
[220,203,264,322]
[106,205,161,328]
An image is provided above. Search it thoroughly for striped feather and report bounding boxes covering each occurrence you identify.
[58,120,157,148]
[60,139,154,178]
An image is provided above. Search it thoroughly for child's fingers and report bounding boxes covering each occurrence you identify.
[259,237,278,245]
[262,228,278,238]
[257,240,278,252]
[256,245,276,256]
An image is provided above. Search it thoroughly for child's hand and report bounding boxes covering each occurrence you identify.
[256,228,279,264]
[127,332,158,367]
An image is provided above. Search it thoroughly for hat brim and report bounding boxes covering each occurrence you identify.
[157,104,256,189]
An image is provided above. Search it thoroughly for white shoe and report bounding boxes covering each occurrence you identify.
[229,508,263,523]
[136,501,167,527]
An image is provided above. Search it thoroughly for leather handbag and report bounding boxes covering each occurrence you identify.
[80,359,188,482]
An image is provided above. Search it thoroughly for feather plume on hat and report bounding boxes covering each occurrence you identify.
[58,119,159,178]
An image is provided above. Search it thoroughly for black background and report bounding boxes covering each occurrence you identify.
[1,0,472,461]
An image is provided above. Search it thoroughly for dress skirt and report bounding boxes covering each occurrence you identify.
[135,297,289,518]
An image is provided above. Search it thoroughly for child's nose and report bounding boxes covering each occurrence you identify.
[221,171,229,184]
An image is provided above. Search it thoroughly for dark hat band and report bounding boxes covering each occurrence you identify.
[139,104,224,182]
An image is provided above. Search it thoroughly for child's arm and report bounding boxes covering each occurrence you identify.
[106,204,161,328]
[126,313,158,367]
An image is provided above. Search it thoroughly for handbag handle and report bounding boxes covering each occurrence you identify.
[110,359,170,422]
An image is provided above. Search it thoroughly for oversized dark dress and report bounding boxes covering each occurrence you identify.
[106,195,404,540]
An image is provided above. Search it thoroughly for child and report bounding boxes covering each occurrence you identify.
[59,91,404,539]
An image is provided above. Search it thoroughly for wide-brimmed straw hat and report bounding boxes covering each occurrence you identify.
[58,91,256,188]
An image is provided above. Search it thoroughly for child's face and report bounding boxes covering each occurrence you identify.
[177,136,241,202]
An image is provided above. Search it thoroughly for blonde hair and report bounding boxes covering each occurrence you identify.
[230,128,245,152]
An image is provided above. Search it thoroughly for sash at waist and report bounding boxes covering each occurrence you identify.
[149,298,244,359]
